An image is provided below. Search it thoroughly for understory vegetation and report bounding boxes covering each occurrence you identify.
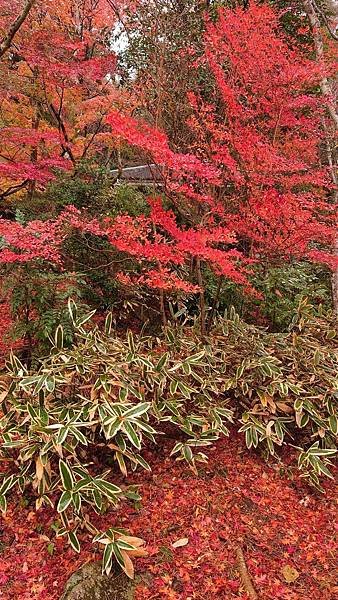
[0,298,337,576]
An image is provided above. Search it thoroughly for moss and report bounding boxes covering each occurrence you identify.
[60,561,134,600]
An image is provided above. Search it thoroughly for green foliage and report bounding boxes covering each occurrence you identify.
[0,299,336,576]
[3,268,89,355]
[253,262,332,330]
[108,184,150,218]
[46,160,112,213]
[203,261,332,331]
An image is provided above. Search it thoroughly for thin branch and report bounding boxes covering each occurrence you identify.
[48,103,76,165]
[0,0,37,59]
[0,179,29,201]
[236,547,259,600]
[312,0,338,40]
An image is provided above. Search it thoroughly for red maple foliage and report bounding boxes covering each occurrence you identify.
[107,2,337,270]
[0,2,336,302]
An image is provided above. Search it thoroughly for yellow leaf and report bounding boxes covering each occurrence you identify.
[128,548,148,558]
[275,401,293,413]
[172,537,189,548]
[119,535,145,548]
[281,565,300,583]
[120,550,134,579]
[35,456,44,482]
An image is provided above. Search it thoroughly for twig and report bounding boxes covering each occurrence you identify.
[236,546,258,600]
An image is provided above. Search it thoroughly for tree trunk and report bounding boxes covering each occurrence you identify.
[304,0,338,315]
[0,0,37,59]
[196,258,206,336]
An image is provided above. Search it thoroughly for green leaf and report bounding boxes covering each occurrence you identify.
[170,380,178,395]
[251,427,259,448]
[328,415,338,435]
[156,352,169,371]
[182,362,191,375]
[236,364,245,379]
[0,475,16,496]
[116,539,136,551]
[70,427,88,446]
[45,376,55,393]
[127,331,135,354]
[73,478,90,492]
[183,445,193,462]
[27,404,38,421]
[72,492,82,512]
[57,490,73,513]
[123,403,150,420]
[118,387,128,402]
[112,542,125,568]
[299,413,309,428]
[76,310,96,328]
[275,420,284,442]
[56,427,69,445]
[55,325,64,350]
[0,494,7,513]
[93,489,103,511]
[316,460,334,479]
[47,542,55,556]
[105,312,113,335]
[177,381,192,399]
[68,298,78,323]
[135,420,157,435]
[135,454,151,471]
[68,530,80,553]
[105,418,121,439]
[308,447,336,457]
[123,421,141,449]
[103,543,114,575]
[245,428,253,449]
[94,479,121,499]
[294,398,303,412]
[59,460,74,490]
[186,351,205,364]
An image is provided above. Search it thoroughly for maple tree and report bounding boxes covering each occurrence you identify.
[0,0,130,202]
[110,2,336,265]
[0,0,37,59]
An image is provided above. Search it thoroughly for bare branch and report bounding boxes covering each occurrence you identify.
[236,547,259,600]
[312,0,338,40]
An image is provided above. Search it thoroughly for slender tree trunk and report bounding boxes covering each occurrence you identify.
[0,0,37,59]
[196,258,206,336]
[159,290,167,327]
[304,0,338,315]
[207,276,223,332]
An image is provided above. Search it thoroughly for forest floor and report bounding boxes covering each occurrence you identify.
[0,433,336,600]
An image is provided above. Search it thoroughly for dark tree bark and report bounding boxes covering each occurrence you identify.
[0,0,37,59]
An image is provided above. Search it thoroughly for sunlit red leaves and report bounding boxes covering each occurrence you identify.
[105,2,336,270]
[0,0,120,194]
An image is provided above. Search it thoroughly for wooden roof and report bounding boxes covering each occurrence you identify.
[110,163,163,183]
